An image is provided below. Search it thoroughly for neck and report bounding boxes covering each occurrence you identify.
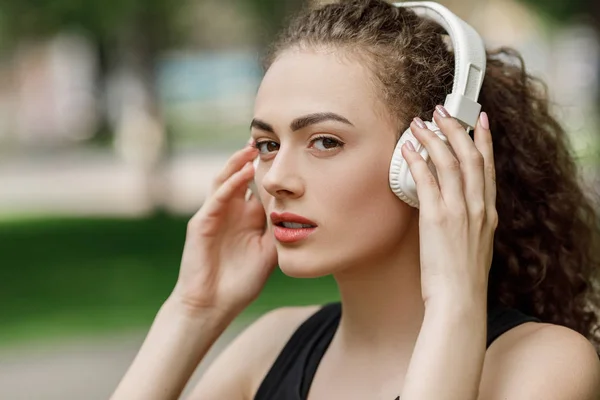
[331,214,424,361]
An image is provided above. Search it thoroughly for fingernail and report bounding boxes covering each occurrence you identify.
[479,112,489,130]
[435,105,450,118]
[247,138,255,147]
[413,117,426,129]
[405,141,415,152]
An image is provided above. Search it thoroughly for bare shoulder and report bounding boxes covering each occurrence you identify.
[244,305,323,394]
[186,304,321,400]
[480,322,600,400]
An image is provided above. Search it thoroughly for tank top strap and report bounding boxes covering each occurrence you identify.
[254,302,539,400]
[486,305,540,347]
[253,302,342,400]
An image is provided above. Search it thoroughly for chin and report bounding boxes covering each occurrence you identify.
[277,246,341,278]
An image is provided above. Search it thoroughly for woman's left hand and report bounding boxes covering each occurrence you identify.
[401,106,498,306]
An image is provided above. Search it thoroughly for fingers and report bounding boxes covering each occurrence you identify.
[433,107,485,213]
[473,112,498,226]
[201,161,255,223]
[409,117,464,208]
[406,107,495,221]
[400,138,441,210]
[211,144,258,194]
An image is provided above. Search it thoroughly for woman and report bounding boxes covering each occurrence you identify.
[111,0,600,399]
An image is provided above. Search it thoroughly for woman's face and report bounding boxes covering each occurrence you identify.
[252,48,416,277]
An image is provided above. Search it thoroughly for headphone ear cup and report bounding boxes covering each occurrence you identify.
[253,156,259,170]
[389,120,448,208]
[247,155,261,202]
[389,127,422,208]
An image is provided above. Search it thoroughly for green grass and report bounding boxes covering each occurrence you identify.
[0,214,339,347]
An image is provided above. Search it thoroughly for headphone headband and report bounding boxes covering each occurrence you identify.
[392,2,486,129]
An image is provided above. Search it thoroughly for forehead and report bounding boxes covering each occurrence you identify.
[254,49,386,124]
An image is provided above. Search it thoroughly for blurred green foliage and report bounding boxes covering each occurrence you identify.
[0,0,305,53]
[518,0,594,24]
[0,0,188,50]
[238,0,305,45]
[0,214,338,346]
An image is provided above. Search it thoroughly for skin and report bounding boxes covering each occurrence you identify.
[110,48,600,400]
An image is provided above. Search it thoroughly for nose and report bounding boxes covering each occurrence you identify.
[261,147,304,200]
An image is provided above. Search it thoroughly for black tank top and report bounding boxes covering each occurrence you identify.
[254,302,540,400]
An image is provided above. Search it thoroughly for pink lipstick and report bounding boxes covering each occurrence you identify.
[270,212,317,243]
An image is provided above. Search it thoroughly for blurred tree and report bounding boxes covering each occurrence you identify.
[0,0,187,105]
[0,0,189,212]
[518,0,600,170]
[517,0,597,25]
[0,0,188,74]
[240,0,306,47]
[517,0,600,124]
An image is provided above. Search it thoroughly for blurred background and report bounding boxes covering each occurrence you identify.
[0,0,598,398]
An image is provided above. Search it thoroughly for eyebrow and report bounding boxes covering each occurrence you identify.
[250,112,354,133]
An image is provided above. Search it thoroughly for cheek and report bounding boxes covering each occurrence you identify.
[313,151,411,260]
[332,158,405,236]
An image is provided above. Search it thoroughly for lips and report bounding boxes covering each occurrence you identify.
[270,212,317,243]
[270,212,317,227]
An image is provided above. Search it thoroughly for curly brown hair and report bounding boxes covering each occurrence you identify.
[263,0,600,349]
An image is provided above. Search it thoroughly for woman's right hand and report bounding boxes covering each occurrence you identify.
[170,142,277,319]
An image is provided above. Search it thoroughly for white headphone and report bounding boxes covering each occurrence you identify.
[389,2,487,208]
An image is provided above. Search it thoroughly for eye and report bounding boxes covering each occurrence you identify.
[310,135,344,151]
[255,140,279,154]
